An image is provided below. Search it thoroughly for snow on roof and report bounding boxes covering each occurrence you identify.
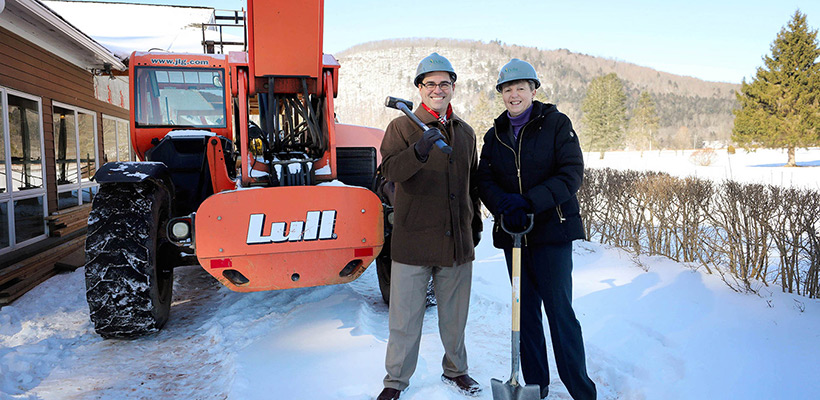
[42,1,243,60]
[1,0,126,70]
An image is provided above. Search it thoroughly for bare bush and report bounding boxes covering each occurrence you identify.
[689,148,718,166]
[579,168,820,298]
[704,182,772,293]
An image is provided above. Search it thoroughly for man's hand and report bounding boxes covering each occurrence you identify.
[472,217,482,247]
[414,128,445,160]
[379,180,396,205]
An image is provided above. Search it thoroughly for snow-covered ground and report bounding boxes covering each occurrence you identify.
[585,147,820,189]
[2,148,819,400]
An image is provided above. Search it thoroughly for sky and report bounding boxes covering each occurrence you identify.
[71,0,820,84]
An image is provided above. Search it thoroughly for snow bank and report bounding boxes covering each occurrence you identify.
[1,219,818,399]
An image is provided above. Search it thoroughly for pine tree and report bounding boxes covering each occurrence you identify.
[581,73,627,159]
[733,10,820,166]
[627,91,660,154]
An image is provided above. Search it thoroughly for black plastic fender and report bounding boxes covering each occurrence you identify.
[94,162,174,195]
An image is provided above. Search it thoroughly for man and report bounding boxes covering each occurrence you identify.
[377,52,483,400]
[477,59,596,400]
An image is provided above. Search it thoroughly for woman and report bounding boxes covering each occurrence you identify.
[477,59,596,400]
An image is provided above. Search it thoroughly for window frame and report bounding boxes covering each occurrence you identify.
[134,66,228,129]
[52,100,99,210]
[102,114,132,162]
[0,86,49,255]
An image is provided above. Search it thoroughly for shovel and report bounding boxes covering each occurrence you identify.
[492,214,542,400]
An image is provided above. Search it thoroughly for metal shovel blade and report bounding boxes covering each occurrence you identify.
[491,378,542,400]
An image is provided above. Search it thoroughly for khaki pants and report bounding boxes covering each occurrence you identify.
[383,260,473,390]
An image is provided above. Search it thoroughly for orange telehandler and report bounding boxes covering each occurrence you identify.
[85,0,393,338]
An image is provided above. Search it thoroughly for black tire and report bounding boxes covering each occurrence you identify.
[376,252,392,305]
[85,182,175,338]
[376,194,393,305]
[375,235,435,308]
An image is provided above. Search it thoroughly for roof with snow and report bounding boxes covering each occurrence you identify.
[42,1,245,61]
[0,0,126,70]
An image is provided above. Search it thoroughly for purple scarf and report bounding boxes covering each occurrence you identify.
[508,104,533,139]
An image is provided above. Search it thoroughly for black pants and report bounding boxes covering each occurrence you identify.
[504,242,596,400]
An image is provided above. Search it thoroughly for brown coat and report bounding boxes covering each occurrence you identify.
[380,107,482,266]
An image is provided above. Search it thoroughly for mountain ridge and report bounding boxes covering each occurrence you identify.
[333,38,739,149]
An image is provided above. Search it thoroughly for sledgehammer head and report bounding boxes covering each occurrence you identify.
[384,95,452,154]
[385,96,413,111]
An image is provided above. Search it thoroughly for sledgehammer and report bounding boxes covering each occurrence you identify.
[384,96,452,154]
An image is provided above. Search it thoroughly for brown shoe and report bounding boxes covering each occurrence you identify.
[441,374,482,396]
[376,387,401,400]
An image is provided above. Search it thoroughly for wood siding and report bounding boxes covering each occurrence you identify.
[0,26,129,214]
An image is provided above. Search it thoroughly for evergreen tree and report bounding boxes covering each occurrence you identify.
[733,10,820,166]
[627,91,660,154]
[581,73,627,159]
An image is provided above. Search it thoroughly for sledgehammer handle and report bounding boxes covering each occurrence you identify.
[384,96,452,154]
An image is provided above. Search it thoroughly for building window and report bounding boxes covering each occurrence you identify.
[0,89,5,196]
[52,102,98,210]
[13,196,45,243]
[8,94,44,192]
[102,115,131,163]
[0,202,8,249]
[1,87,48,254]
[54,106,78,186]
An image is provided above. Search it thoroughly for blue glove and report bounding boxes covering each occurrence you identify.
[503,207,528,232]
[497,193,530,215]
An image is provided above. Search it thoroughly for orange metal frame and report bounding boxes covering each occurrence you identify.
[195,185,383,292]
[128,52,234,160]
[124,0,388,294]
[246,0,324,96]
[205,137,237,193]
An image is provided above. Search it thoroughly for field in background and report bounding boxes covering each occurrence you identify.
[585,147,820,189]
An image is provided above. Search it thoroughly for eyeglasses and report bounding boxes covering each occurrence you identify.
[421,81,453,91]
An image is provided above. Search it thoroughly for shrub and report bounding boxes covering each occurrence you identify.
[689,148,717,166]
[580,168,820,298]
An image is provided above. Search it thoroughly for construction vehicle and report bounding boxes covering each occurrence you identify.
[85,0,392,338]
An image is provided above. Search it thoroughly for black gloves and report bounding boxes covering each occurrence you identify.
[472,217,483,247]
[504,208,528,231]
[499,193,531,231]
[414,128,445,161]
[497,193,530,215]
[380,180,396,205]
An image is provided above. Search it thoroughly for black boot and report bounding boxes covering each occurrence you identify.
[376,387,401,400]
[441,374,481,396]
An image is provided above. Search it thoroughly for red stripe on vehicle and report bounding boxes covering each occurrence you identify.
[354,248,373,257]
[210,259,232,269]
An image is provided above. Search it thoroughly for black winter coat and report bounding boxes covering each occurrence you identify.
[477,101,585,248]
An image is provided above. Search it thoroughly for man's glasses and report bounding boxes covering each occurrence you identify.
[421,81,453,91]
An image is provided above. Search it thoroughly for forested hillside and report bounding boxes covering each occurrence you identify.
[333,38,739,150]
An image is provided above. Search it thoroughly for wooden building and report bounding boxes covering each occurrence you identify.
[0,0,129,300]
